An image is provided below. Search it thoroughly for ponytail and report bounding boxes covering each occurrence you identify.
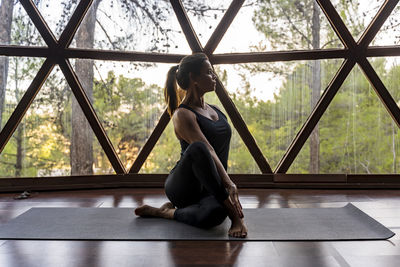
[164,65,181,116]
[164,53,208,116]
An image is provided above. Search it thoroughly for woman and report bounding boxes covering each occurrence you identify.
[135,53,247,238]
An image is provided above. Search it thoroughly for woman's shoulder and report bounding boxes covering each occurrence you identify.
[173,105,196,122]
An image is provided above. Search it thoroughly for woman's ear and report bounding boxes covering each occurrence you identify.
[189,72,198,86]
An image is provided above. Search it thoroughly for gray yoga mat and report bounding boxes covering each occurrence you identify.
[0,203,394,241]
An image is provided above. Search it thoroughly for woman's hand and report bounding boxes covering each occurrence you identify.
[227,184,244,218]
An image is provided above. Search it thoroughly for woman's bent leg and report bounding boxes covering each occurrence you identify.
[165,141,229,208]
[174,195,228,228]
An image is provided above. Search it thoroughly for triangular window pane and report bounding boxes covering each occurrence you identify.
[376,57,400,107]
[215,59,342,171]
[70,0,191,53]
[331,0,385,43]
[2,2,46,46]
[288,64,400,174]
[215,0,344,54]
[1,57,44,132]
[372,5,400,46]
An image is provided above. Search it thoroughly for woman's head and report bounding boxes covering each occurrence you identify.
[164,53,212,116]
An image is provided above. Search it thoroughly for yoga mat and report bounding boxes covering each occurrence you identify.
[0,203,394,241]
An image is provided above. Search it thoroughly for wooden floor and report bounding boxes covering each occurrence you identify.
[0,188,399,267]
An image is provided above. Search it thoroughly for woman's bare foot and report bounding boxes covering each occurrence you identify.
[229,217,248,238]
[223,197,248,238]
[134,202,175,219]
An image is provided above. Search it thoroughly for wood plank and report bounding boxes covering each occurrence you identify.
[210,49,349,64]
[64,48,185,62]
[1,174,400,192]
[274,174,346,183]
[2,46,399,63]
[367,46,400,57]
[0,45,49,57]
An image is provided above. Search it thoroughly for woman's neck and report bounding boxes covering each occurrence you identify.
[182,90,205,109]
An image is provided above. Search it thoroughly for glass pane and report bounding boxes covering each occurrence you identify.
[204,89,261,174]
[34,0,78,39]
[1,57,44,132]
[373,4,400,46]
[331,0,384,43]
[140,122,181,174]
[288,64,400,174]
[376,57,400,105]
[214,59,343,171]
[72,59,171,171]
[183,0,230,48]
[70,0,191,53]
[1,2,45,46]
[215,0,343,53]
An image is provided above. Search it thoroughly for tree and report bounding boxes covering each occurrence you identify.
[251,0,364,173]
[0,0,15,128]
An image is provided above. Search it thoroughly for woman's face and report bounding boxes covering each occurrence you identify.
[192,60,217,94]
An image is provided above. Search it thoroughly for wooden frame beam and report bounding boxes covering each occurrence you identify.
[0,174,400,193]
[2,46,400,64]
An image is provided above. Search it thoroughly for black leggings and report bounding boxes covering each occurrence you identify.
[164,141,229,229]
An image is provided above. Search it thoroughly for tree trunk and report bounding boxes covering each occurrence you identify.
[0,0,15,128]
[310,1,321,173]
[15,123,23,176]
[393,122,396,173]
[71,0,100,175]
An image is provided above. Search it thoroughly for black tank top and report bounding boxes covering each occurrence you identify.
[177,103,232,170]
